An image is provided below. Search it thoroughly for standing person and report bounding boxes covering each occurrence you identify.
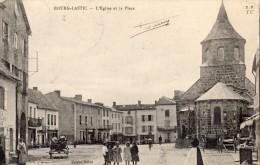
[0,144,5,165]
[159,136,162,145]
[107,144,113,165]
[148,140,153,150]
[131,142,139,165]
[17,138,26,165]
[233,137,238,153]
[102,142,108,165]
[112,142,122,165]
[202,137,206,153]
[218,137,223,153]
[123,142,132,165]
[184,138,204,165]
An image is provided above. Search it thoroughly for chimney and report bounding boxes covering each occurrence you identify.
[88,99,92,103]
[138,100,141,105]
[113,102,116,107]
[33,87,38,90]
[75,95,82,101]
[155,100,157,105]
[54,90,61,97]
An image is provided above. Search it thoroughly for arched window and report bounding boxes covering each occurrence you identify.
[206,49,210,60]
[217,47,225,61]
[214,107,221,125]
[234,47,239,60]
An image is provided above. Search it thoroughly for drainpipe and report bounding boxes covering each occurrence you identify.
[16,83,22,155]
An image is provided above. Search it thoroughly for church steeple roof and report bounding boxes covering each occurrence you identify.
[201,1,245,43]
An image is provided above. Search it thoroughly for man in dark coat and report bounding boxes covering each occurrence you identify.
[159,136,162,145]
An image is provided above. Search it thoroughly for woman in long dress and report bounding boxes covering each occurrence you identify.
[17,138,27,165]
[107,144,114,165]
[112,142,122,165]
[184,138,204,165]
[123,142,132,165]
[130,142,139,165]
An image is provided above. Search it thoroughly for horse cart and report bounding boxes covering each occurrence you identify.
[48,136,69,159]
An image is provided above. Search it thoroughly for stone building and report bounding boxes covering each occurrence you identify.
[176,1,255,146]
[28,88,59,146]
[113,101,156,143]
[110,107,123,142]
[195,82,250,146]
[252,50,259,163]
[95,103,112,142]
[155,96,177,143]
[45,91,104,144]
[0,0,30,163]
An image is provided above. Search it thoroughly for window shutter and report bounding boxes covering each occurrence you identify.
[4,88,7,110]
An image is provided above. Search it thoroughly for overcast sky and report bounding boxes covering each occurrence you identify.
[23,0,259,106]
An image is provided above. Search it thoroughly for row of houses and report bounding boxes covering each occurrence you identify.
[27,88,178,145]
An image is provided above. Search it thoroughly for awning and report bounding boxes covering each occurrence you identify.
[240,112,259,129]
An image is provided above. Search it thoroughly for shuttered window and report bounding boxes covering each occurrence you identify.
[0,87,4,109]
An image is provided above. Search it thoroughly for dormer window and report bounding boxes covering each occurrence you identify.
[234,47,239,60]
[217,47,224,61]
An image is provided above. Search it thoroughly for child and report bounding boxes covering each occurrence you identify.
[112,142,122,165]
[123,142,132,165]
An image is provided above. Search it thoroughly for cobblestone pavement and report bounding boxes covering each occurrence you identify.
[9,143,257,165]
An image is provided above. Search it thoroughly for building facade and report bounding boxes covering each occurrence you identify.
[28,87,59,146]
[45,91,107,144]
[110,108,123,142]
[176,1,255,146]
[0,0,31,163]
[113,101,156,143]
[155,96,177,143]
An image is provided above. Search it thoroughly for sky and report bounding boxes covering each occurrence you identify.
[23,0,259,106]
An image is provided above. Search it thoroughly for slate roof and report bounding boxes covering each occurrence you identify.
[156,96,176,105]
[196,82,248,102]
[61,97,99,107]
[28,89,58,111]
[179,79,208,101]
[111,107,123,113]
[0,62,21,83]
[114,104,155,111]
[201,1,245,43]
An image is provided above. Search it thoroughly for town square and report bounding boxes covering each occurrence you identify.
[0,0,259,165]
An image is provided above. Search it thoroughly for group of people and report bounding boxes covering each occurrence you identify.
[102,142,139,165]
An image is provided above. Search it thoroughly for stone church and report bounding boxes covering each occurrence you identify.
[176,1,255,146]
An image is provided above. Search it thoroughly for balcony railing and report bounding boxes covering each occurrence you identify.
[28,118,42,127]
[98,125,113,130]
[157,126,177,132]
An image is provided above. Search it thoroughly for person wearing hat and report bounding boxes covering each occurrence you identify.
[17,138,26,165]
[184,137,204,165]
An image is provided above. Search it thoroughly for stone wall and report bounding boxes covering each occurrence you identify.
[196,100,248,138]
[200,64,246,89]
